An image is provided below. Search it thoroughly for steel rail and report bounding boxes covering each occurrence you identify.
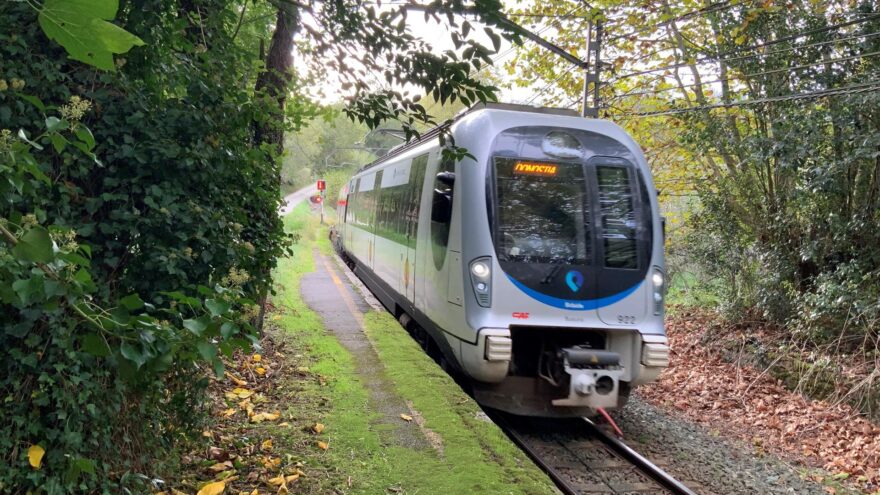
[583,418,698,495]
[489,409,696,495]
[487,411,582,495]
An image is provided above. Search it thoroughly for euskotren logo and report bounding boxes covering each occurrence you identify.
[565,270,584,292]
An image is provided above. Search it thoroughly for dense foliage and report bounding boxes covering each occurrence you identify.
[3,0,522,490]
[1,1,289,491]
[678,4,880,348]
[509,0,880,349]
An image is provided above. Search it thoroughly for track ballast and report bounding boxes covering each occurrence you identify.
[488,411,700,495]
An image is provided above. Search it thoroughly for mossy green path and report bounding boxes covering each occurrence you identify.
[270,203,556,494]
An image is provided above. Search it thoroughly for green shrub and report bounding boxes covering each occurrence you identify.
[1,1,290,491]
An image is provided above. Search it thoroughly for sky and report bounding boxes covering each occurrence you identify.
[292,1,586,108]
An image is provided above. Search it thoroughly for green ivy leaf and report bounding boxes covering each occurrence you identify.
[37,0,146,72]
[17,129,43,151]
[196,341,216,362]
[12,226,54,264]
[81,333,110,357]
[220,321,238,339]
[45,116,69,132]
[120,342,147,368]
[183,318,207,336]
[19,94,46,112]
[205,298,230,317]
[50,133,68,153]
[74,126,96,151]
[119,293,144,311]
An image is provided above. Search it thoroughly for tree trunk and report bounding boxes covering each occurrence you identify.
[254,5,299,334]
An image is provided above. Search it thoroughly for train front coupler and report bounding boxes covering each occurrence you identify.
[549,347,624,409]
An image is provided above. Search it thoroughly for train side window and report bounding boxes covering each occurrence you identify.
[406,155,428,249]
[372,170,382,231]
[430,159,455,270]
[597,166,637,269]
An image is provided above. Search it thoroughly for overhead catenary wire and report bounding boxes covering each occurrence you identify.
[612,78,880,118]
[524,64,580,105]
[490,2,590,64]
[606,49,880,101]
[609,29,880,82]
[609,13,880,81]
[603,0,748,44]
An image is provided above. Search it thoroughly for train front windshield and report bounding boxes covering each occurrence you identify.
[490,155,652,304]
[493,158,592,265]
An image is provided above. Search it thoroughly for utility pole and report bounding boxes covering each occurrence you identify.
[582,20,603,118]
[499,12,603,118]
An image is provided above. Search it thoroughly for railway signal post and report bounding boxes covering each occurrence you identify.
[317,179,326,224]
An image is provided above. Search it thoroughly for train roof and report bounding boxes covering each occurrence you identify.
[356,102,581,173]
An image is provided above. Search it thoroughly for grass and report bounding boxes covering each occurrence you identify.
[665,269,722,310]
[267,203,555,494]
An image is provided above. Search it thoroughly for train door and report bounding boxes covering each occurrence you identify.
[404,154,428,304]
[586,157,653,325]
[416,153,455,323]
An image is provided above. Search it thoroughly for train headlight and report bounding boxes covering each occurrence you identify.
[471,261,490,278]
[652,268,665,315]
[469,257,492,308]
[652,271,664,288]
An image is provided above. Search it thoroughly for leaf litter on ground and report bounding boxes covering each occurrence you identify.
[160,328,320,494]
[640,308,880,493]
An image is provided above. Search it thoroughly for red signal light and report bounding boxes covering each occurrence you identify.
[317,179,326,191]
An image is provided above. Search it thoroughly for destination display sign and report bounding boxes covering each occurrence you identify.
[513,161,559,177]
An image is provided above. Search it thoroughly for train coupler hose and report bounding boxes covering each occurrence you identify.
[597,407,624,438]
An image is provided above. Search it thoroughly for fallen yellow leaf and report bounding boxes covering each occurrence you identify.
[202,430,214,438]
[317,441,328,450]
[400,414,413,422]
[27,444,45,469]
[267,475,285,486]
[312,423,325,434]
[278,422,290,427]
[231,387,254,399]
[197,480,226,495]
[296,366,309,373]
[250,490,259,495]
[209,461,233,472]
[222,408,237,418]
[250,411,281,423]
[252,354,262,362]
[255,367,266,376]
[261,439,273,451]
[229,375,247,386]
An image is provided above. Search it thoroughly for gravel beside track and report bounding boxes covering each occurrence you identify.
[610,395,832,495]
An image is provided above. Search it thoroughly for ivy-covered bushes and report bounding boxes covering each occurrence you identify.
[1,1,290,491]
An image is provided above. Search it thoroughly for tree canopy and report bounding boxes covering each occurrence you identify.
[509,0,880,345]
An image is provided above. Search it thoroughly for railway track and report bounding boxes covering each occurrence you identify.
[488,411,700,495]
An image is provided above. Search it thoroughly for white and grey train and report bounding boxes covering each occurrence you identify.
[331,103,670,417]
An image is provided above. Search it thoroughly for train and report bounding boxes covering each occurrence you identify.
[331,103,669,417]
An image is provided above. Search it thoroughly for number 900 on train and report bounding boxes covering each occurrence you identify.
[331,103,669,417]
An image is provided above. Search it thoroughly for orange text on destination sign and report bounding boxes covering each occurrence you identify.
[513,161,559,177]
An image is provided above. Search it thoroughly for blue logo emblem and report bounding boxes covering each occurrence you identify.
[565,270,584,292]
